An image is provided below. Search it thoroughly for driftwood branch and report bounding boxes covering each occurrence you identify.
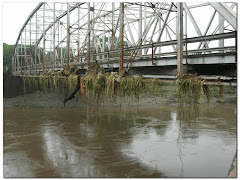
[63,75,80,106]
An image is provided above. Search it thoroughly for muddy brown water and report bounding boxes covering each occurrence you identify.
[3,104,236,178]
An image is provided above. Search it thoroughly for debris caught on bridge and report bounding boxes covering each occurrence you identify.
[21,61,231,111]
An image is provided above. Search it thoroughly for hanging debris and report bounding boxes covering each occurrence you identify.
[21,64,228,111]
[63,75,80,106]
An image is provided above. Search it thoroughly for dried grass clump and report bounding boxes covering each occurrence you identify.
[177,73,205,107]
[119,76,143,101]
[68,74,79,91]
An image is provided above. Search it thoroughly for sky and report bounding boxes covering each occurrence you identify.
[2,2,38,45]
[1,1,236,47]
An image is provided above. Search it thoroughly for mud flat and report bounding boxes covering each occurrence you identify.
[3,84,237,109]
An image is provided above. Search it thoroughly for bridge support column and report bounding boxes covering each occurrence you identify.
[87,2,91,67]
[29,18,32,75]
[138,3,142,55]
[60,21,63,66]
[119,2,124,76]
[112,3,115,49]
[35,11,37,74]
[158,14,161,54]
[24,27,27,74]
[66,2,70,70]
[92,3,95,63]
[102,15,105,60]
[218,13,224,53]
[77,4,80,63]
[143,2,147,55]
[42,3,46,73]
[21,34,23,74]
[57,20,60,68]
[53,2,56,71]
[177,2,183,77]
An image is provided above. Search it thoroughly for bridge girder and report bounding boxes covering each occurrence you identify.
[210,2,237,30]
[11,2,237,77]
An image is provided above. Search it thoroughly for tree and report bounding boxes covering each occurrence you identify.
[3,43,15,74]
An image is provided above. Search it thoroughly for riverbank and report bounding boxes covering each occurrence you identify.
[227,152,237,177]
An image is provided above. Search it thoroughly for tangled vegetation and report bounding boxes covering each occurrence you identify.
[83,63,159,105]
[22,63,162,106]
[22,64,228,111]
[177,74,205,118]
[177,74,205,107]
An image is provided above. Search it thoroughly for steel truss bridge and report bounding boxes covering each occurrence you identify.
[11,2,237,83]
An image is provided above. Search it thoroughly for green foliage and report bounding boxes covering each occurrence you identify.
[3,43,15,73]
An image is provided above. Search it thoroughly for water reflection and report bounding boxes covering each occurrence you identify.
[3,104,236,177]
[121,106,236,177]
[41,122,106,177]
[4,151,35,177]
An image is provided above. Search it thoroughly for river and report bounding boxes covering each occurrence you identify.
[3,103,236,177]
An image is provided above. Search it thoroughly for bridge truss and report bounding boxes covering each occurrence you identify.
[11,2,237,78]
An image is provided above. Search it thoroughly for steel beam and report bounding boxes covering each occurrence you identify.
[138,3,142,55]
[218,13,224,52]
[53,2,56,71]
[112,3,115,51]
[77,5,80,63]
[66,2,70,70]
[24,27,27,74]
[87,2,91,66]
[43,3,46,72]
[146,19,159,54]
[119,2,124,75]
[102,15,105,60]
[197,10,216,49]
[125,14,135,45]
[143,3,147,54]
[158,14,161,54]
[210,2,237,30]
[60,21,63,65]
[13,3,44,51]
[177,3,183,77]
[183,3,209,48]
[91,2,95,62]
[57,20,60,67]
[154,3,173,53]
[36,3,85,46]
[29,19,32,75]
[35,11,38,74]
[93,32,236,56]
[20,35,23,74]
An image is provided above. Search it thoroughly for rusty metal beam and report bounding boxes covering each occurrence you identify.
[177,2,183,77]
[119,2,124,76]
[87,2,91,67]
[66,2,70,70]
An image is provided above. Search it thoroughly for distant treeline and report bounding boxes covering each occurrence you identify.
[3,37,130,75]
[3,43,14,74]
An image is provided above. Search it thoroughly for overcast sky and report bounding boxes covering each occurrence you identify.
[1,1,236,47]
[2,2,38,45]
